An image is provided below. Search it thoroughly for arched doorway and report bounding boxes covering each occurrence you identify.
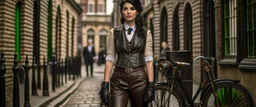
[160,7,168,52]
[184,3,193,99]
[173,6,180,51]
[47,0,53,61]
[55,6,61,59]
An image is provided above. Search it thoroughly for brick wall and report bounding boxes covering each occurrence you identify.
[1,1,20,105]
[150,0,203,83]
[0,0,81,105]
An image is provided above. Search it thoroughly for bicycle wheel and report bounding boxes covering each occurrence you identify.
[202,82,253,107]
[148,84,184,107]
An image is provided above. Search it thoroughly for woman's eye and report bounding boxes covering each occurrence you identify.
[130,7,135,10]
[123,7,127,10]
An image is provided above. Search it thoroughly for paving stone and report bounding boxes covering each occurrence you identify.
[63,104,78,107]
[91,103,99,107]
[63,65,104,106]
[78,104,90,107]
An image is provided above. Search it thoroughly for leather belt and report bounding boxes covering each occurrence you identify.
[115,66,145,73]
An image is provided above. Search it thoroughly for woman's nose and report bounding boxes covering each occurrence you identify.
[127,9,131,13]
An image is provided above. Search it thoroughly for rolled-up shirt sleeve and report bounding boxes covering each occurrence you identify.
[144,30,153,62]
[105,28,116,62]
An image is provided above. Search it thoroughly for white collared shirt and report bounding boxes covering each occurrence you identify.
[124,22,136,42]
[105,24,153,62]
[88,46,92,52]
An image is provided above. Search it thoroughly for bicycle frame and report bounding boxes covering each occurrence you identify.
[161,56,222,106]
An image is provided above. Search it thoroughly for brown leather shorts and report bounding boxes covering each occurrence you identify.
[109,66,148,107]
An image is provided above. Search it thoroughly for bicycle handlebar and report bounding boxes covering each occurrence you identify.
[176,61,190,66]
[193,56,215,66]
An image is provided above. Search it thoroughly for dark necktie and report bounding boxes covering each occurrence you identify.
[127,28,133,35]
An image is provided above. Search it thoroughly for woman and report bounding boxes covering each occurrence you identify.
[99,0,155,106]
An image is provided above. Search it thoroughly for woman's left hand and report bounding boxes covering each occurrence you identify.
[145,82,155,103]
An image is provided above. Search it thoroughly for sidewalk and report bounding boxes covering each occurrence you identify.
[46,64,105,107]
[18,63,104,107]
[60,64,105,107]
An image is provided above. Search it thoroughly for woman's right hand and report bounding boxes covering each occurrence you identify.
[99,81,109,104]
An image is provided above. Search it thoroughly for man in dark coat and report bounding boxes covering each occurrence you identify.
[160,41,170,59]
[83,39,96,77]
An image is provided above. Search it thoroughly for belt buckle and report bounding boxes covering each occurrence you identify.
[125,68,132,73]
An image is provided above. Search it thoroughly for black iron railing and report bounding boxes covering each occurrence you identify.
[0,52,82,107]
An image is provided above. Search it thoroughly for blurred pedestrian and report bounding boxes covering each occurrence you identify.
[98,46,106,66]
[160,41,170,59]
[83,39,96,77]
[99,0,155,106]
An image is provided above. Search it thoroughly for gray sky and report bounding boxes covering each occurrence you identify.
[106,0,114,14]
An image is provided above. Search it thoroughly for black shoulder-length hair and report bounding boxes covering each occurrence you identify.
[119,0,145,38]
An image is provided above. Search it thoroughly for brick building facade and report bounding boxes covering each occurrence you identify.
[0,0,82,105]
[78,0,112,57]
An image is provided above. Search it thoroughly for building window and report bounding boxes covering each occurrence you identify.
[33,0,40,64]
[160,7,168,51]
[71,17,75,57]
[223,0,237,56]
[87,29,95,45]
[55,6,61,59]
[15,2,21,61]
[66,11,70,57]
[98,2,105,13]
[173,7,180,50]
[184,3,192,51]
[246,0,256,58]
[99,29,107,48]
[48,0,53,61]
[88,2,95,13]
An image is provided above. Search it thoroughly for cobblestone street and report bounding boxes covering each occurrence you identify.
[62,64,105,107]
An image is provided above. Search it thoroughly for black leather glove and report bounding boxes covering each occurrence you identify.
[99,81,109,104]
[145,82,155,103]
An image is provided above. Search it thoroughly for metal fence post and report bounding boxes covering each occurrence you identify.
[65,57,68,83]
[61,59,64,86]
[0,52,6,107]
[31,56,38,96]
[37,62,41,89]
[13,53,20,107]
[43,56,49,96]
[52,52,56,92]
[24,55,31,107]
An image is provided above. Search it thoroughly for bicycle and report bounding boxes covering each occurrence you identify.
[149,56,254,107]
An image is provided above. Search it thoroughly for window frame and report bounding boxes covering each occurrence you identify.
[172,6,180,51]
[246,0,256,58]
[15,2,21,61]
[99,29,107,48]
[47,0,53,61]
[237,0,256,72]
[223,0,237,57]
[87,29,95,45]
[87,1,95,14]
[97,2,105,13]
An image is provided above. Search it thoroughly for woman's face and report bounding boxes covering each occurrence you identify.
[121,2,138,23]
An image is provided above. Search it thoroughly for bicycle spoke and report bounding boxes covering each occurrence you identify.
[150,86,183,107]
[205,85,251,107]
